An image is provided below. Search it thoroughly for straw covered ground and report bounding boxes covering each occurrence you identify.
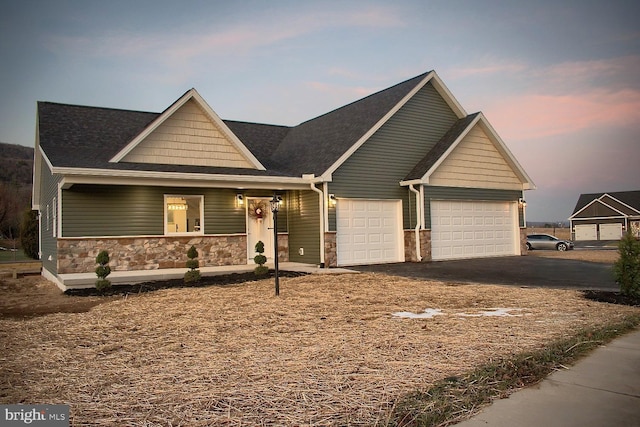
[1,273,638,426]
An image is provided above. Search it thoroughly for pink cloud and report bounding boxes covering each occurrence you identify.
[446,61,527,79]
[45,6,404,62]
[485,88,640,141]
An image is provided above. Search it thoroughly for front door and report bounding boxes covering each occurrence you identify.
[247,198,274,263]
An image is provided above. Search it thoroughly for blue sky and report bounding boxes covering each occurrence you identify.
[1,0,638,221]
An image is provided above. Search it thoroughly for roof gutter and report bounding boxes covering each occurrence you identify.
[408,184,422,261]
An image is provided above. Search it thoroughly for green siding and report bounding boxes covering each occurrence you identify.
[62,185,264,237]
[39,157,61,274]
[328,82,459,231]
[61,185,290,238]
[424,186,524,228]
[287,190,321,264]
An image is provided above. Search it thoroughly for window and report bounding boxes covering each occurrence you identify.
[164,195,204,235]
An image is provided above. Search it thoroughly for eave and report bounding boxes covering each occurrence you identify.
[54,167,318,191]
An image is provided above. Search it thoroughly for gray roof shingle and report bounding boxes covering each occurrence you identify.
[269,72,430,176]
[572,191,640,215]
[38,71,433,178]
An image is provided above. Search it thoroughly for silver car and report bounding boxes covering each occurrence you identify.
[526,234,574,251]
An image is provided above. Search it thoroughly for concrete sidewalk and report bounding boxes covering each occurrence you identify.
[453,328,640,427]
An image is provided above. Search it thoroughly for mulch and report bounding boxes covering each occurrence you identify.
[583,290,640,307]
[64,270,306,297]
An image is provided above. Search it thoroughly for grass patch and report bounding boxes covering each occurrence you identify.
[385,314,640,427]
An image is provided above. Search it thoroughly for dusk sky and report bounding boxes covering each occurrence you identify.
[1,0,638,222]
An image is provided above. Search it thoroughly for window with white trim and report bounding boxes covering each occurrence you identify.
[164,195,204,235]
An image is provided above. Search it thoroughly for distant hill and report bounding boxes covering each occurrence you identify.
[0,142,33,186]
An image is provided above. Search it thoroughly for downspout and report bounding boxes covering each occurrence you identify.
[310,183,326,267]
[408,184,422,261]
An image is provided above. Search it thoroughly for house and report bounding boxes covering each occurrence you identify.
[569,191,640,240]
[32,71,535,288]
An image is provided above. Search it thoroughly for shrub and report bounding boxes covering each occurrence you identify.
[20,209,39,259]
[95,250,112,292]
[613,230,640,297]
[254,240,268,276]
[184,245,201,283]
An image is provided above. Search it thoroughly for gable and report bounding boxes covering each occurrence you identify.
[120,99,255,169]
[600,194,640,215]
[429,123,523,190]
[572,199,625,219]
[329,81,460,198]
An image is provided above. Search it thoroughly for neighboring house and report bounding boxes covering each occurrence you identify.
[33,71,535,288]
[569,191,640,240]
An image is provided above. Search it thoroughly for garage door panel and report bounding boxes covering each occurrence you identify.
[432,200,518,261]
[336,199,404,266]
[574,224,597,240]
[599,223,622,240]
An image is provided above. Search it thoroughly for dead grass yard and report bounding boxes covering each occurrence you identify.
[1,272,638,426]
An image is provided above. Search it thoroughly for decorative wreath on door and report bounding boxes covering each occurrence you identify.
[248,200,267,220]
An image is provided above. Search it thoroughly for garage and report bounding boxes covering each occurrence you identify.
[336,199,404,266]
[599,223,622,240]
[574,224,597,240]
[431,200,518,261]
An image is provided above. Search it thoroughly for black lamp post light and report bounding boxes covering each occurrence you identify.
[270,193,282,296]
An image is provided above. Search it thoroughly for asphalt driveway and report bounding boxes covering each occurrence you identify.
[352,256,617,291]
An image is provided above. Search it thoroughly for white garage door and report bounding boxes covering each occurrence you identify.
[431,200,518,261]
[574,224,597,240]
[336,199,404,266]
[599,223,622,240]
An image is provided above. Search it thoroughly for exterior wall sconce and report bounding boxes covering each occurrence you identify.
[519,198,527,207]
[329,194,337,206]
[236,194,244,207]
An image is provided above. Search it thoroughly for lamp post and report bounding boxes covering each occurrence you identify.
[270,194,281,296]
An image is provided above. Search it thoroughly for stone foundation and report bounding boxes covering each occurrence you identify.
[276,233,289,262]
[57,235,249,274]
[324,232,337,267]
[520,227,528,255]
[403,229,432,262]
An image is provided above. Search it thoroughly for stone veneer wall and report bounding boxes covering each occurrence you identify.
[519,228,528,255]
[403,230,432,262]
[276,233,289,263]
[324,232,337,267]
[420,230,431,261]
[57,235,250,274]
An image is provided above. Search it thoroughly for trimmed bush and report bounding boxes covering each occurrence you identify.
[95,250,112,292]
[184,245,201,283]
[254,240,268,276]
